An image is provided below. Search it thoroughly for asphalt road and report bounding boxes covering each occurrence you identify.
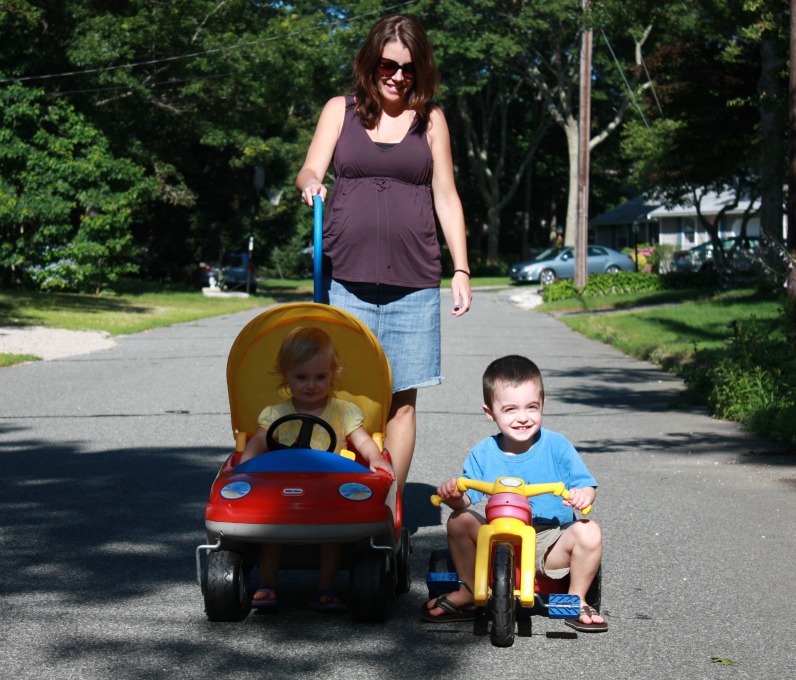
[1,287,794,679]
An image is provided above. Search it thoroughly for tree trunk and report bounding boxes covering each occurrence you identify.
[759,34,786,240]
[789,0,796,299]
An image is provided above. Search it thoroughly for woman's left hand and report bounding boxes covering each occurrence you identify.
[450,270,472,316]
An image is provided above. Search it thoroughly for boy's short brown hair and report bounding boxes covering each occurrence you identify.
[482,355,545,407]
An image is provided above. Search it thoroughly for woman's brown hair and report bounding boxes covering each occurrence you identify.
[351,14,440,129]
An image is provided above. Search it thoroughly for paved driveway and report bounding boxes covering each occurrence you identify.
[0,288,793,679]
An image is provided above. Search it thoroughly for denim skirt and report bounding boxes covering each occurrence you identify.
[322,277,441,393]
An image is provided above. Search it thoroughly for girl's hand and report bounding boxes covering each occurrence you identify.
[370,457,395,479]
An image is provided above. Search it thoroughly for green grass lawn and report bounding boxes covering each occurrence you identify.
[0,279,321,334]
[545,288,782,367]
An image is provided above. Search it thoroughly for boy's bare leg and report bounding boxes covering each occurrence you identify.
[425,509,482,614]
[385,388,417,489]
[544,519,605,624]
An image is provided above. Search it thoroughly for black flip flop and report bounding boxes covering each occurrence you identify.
[420,594,477,623]
[564,604,608,632]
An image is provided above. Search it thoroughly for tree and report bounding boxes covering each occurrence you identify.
[620,29,761,260]
[1,1,353,284]
[0,84,155,291]
[620,0,790,267]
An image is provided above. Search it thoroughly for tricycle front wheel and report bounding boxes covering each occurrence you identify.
[490,542,516,647]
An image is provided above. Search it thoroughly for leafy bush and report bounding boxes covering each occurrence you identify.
[541,279,579,302]
[684,306,796,445]
[542,272,665,302]
[649,244,676,273]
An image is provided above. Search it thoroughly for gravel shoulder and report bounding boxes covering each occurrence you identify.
[0,326,116,361]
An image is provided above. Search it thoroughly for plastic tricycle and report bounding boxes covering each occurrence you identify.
[427,476,600,646]
[196,198,409,623]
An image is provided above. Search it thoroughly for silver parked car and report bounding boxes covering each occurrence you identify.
[670,236,761,273]
[509,246,636,286]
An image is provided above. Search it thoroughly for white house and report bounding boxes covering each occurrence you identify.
[590,190,787,250]
[649,191,763,250]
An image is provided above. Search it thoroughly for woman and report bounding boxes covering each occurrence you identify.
[295,14,471,488]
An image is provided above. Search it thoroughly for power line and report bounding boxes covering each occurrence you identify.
[600,28,652,129]
[0,1,414,86]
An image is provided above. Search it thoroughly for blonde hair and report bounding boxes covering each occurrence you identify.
[274,327,342,397]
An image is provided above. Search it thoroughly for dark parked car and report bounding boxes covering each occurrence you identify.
[509,246,636,286]
[198,252,257,293]
[670,236,761,273]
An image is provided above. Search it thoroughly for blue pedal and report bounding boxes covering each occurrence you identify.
[547,594,581,618]
[426,572,459,590]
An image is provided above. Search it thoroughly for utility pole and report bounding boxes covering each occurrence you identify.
[789,0,796,298]
[575,0,592,289]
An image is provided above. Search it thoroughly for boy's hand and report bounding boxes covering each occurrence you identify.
[563,486,596,511]
[435,477,470,509]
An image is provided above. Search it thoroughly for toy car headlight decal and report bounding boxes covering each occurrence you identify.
[501,477,523,488]
[220,481,251,500]
[338,482,373,501]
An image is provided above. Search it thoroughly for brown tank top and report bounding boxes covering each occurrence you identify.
[323,96,441,287]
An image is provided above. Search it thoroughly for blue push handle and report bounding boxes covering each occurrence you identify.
[313,195,323,303]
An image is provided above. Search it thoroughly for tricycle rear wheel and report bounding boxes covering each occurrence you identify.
[490,542,516,647]
[201,549,252,622]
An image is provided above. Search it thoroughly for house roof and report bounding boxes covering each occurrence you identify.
[647,190,760,218]
[589,195,662,227]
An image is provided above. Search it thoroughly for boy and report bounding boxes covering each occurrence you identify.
[422,355,606,632]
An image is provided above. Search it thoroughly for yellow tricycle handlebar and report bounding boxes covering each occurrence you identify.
[430,476,591,515]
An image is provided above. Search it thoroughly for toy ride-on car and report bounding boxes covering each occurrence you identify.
[196,302,410,623]
[426,477,601,646]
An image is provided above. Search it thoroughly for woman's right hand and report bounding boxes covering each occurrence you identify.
[299,179,326,207]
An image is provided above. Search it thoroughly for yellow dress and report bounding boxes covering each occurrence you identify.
[257,398,364,454]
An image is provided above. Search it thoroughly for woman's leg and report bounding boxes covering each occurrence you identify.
[385,388,417,489]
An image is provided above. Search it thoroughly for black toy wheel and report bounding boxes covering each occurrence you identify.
[490,542,516,647]
[349,551,394,622]
[395,527,412,595]
[265,413,337,452]
[201,549,252,622]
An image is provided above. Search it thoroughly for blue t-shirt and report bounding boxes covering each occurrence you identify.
[461,427,597,525]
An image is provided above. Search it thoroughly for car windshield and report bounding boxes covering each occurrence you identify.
[533,247,563,262]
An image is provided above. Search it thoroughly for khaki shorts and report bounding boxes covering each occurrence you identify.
[535,523,575,580]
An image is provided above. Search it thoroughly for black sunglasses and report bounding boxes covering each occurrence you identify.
[376,58,416,79]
